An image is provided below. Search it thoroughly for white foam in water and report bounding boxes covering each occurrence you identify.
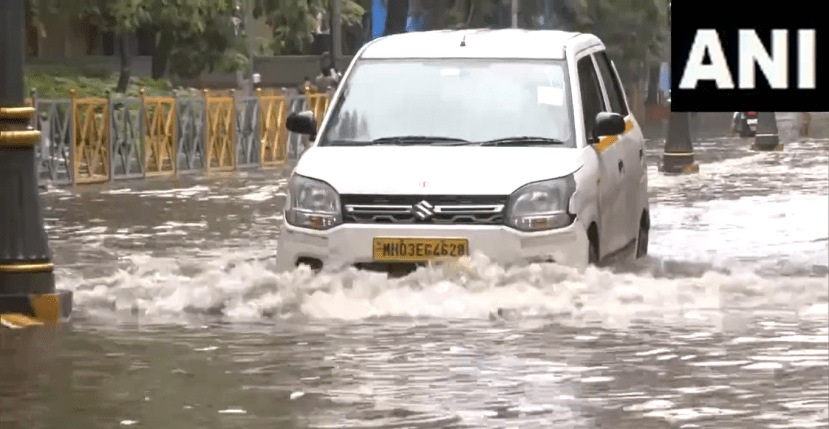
[52,139,828,327]
[58,251,828,327]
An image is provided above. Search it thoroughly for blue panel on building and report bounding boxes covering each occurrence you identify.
[371,0,387,39]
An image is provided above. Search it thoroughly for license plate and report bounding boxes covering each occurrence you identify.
[747,119,757,125]
[372,237,469,262]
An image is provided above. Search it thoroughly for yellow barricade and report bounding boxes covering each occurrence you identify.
[257,89,289,167]
[70,89,110,184]
[204,90,236,172]
[305,92,331,129]
[140,90,177,177]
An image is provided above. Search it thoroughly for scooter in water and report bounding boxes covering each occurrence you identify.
[731,111,758,137]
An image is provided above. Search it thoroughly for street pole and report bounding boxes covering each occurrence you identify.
[751,112,782,151]
[659,0,698,175]
[511,0,519,28]
[331,0,343,70]
[0,0,72,328]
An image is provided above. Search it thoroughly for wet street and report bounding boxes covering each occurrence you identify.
[0,137,827,429]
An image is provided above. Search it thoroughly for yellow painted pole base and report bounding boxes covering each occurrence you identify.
[0,290,73,329]
[0,313,44,329]
[681,163,701,174]
[659,152,700,175]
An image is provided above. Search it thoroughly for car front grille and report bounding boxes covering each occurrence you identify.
[341,194,508,225]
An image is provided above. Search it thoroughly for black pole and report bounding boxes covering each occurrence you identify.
[751,112,782,151]
[0,0,72,327]
[660,109,699,174]
[660,0,698,175]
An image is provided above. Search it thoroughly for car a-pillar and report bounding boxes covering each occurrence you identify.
[0,0,72,329]
[751,112,783,152]
[659,109,700,175]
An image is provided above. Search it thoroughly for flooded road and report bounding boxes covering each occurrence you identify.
[1,137,827,429]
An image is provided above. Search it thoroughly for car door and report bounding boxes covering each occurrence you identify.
[576,54,626,257]
[593,50,645,246]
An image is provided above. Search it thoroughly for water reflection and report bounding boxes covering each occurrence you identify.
[0,138,825,428]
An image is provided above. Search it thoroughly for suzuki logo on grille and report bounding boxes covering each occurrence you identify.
[413,200,434,220]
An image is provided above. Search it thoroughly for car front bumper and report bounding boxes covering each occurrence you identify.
[275,218,590,272]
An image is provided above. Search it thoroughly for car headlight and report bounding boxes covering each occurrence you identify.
[285,174,342,230]
[506,175,576,232]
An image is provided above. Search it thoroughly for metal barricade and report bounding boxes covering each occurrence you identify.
[70,89,110,184]
[257,89,289,167]
[141,90,177,177]
[235,95,260,169]
[34,98,72,185]
[176,96,207,174]
[29,85,338,186]
[110,95,144,180]
[305,91,330,129]
[204,90,236,172]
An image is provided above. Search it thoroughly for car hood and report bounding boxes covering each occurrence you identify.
[294,146,584,195]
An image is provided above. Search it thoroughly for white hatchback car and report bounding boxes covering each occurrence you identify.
[276,29,650,273]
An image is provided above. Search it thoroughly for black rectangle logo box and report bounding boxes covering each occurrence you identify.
[670,0,825,112]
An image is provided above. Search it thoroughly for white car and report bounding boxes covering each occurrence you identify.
[276,29,650,273]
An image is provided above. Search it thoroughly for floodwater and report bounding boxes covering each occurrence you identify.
[1,137,827,429]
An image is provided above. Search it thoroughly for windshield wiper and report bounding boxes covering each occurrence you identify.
[328,136,472,146]
[478,137,566,147]
[370,136,471,146]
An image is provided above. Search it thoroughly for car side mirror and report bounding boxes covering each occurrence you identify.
[286,110,317,136]
[592,111,626,141]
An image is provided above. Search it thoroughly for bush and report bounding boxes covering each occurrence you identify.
[25,67,173,99]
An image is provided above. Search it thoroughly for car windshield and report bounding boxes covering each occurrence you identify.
[319,59,575,147]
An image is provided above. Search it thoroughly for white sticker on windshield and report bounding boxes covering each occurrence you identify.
[537,86,564,106]
[440,68,460,76]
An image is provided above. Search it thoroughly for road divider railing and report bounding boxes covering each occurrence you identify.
[30,87,333,186]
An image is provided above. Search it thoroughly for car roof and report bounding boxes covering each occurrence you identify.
[359,29,602,60]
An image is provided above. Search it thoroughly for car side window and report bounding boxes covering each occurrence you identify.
[577,56,606,142]
[594,51,629,117]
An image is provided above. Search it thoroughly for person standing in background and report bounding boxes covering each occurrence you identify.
[314,51,340,92]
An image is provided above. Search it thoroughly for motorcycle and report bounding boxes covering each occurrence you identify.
[732,111,758,137]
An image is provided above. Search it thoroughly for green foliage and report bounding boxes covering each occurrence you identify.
[67,0,150,32]
[149,0,247,78]
[26,0,663,86]
[254,0,366,55]
[442,0,668,81]
[560,0,668,79]
[25,66,172,98]
[26,0,245,79]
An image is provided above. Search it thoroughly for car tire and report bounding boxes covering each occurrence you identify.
[635,220,649,259]
[588,235,600,265]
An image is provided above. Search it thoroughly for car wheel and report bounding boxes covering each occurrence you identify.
[635,220,649,259]
[588,236,600,265]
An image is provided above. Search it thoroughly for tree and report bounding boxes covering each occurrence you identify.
[25,0,48,39]
[146,0,246,79]
[75,0,148,93]
[254,0,366,55]
[437,0,668,86]
[551,0,668,84]
[38,0,148,93]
